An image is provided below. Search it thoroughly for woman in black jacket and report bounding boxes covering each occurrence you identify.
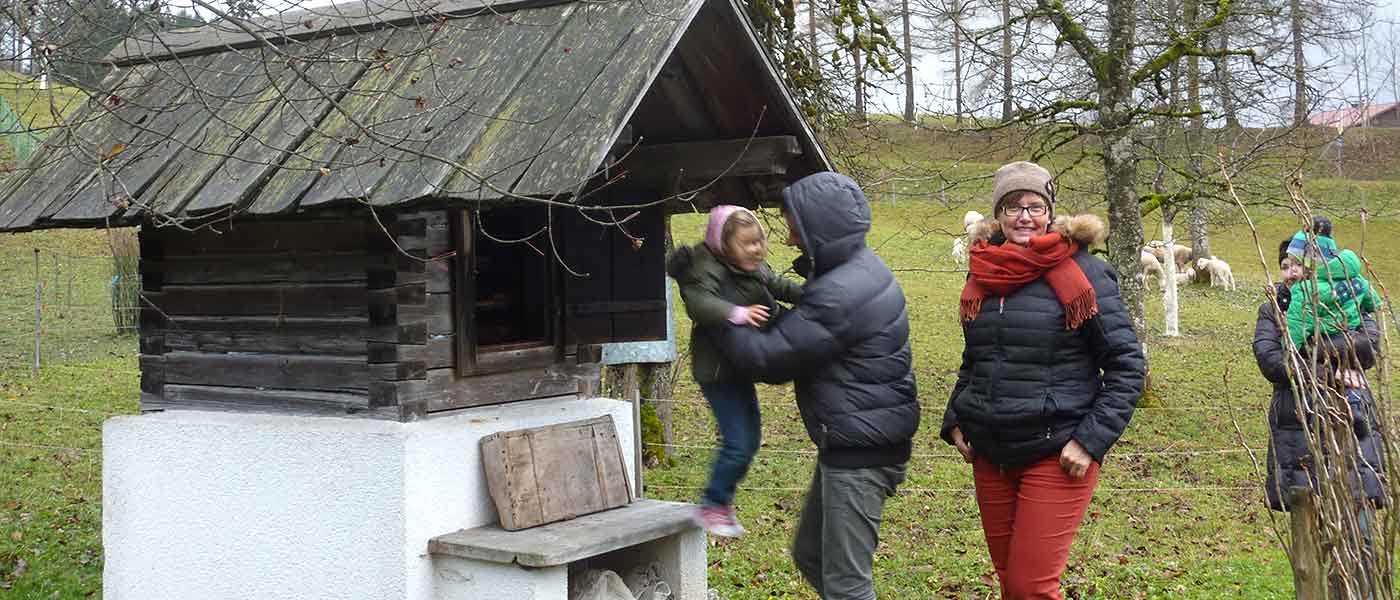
[940,161,1144,600]
[1254,236,1385,595]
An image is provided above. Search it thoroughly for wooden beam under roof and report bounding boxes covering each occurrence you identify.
[612,136,801,187]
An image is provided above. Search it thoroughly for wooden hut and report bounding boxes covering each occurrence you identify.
[0,0,829,597]
[0,0,828,420]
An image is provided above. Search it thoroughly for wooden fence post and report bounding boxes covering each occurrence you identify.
[32,249,41,376]
[622,363,643,499]
[1289,486,1327,600]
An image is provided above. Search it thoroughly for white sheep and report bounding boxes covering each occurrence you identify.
[963,210,985,231]
[1174,267,1196,286]
[1144,241,1191,270]
[951,210,985,267]
[1195,256,1236,291]
[1140,250,1165,288]
[952,236,968,266]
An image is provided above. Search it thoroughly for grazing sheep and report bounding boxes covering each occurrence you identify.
[1169,244,1191,270]
[1144,241,1191,269]
[952,235,968,266]
[1195,256,1236,291]
[1140,250,1165,288]
[1174,267,1196,285]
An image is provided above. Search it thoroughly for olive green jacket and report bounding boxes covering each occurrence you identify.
[667,243,804,384]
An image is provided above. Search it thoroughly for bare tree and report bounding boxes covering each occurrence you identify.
[999,0,1012,122]
[901,0,914,121]
[910,0,979,123]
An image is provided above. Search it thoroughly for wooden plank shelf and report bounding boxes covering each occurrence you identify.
[427,499,697,567]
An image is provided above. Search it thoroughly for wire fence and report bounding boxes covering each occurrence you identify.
[0,226,1313,594]
[0,241,142,375]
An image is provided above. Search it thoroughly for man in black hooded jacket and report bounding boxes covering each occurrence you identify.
[712,171,919,600]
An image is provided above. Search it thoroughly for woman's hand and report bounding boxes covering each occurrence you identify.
[1060,440,1093,479]
[950,426,974,463]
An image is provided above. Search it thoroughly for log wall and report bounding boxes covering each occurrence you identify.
[137,209,597,420]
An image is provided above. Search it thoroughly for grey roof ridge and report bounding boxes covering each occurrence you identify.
[104,0,580,66]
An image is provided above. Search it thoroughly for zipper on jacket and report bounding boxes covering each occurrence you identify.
[999,297,1005,315]
[820,424,829,450]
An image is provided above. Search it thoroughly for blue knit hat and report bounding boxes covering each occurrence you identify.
[1285,229,1339,266]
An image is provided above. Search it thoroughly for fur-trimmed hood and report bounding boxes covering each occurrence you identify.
[967,214,1106,247]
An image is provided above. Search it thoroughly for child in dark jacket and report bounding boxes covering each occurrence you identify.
[666,205,803,537]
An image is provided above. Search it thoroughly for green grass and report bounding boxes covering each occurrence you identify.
[643,201,1400,600]
[3,124,1400,596]
[0,228,137,597]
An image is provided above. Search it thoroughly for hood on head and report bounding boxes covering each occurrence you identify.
[781,172,871,274]
[704,205,763,257]
[1318,248,1364,281]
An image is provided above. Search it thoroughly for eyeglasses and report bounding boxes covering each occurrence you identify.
[1001,204,1049,218]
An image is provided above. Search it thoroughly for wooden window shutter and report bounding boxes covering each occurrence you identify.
[557,198,667,346]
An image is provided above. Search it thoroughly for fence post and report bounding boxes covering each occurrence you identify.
[32,248,41,376]
[1289,486,1327,600]
[622,363,643,499]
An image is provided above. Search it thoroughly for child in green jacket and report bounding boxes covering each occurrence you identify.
[666,205,803,537]
[1285,221,1379,350]
[1285,220,1380,436]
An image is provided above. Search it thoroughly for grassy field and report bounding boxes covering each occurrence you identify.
[2,126,1400,597]
[641,201,1400,600]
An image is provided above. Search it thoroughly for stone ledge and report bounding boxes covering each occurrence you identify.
[428,499,698,567]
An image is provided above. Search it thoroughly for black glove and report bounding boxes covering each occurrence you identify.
[665,245,694,279]
[791,254,813,279]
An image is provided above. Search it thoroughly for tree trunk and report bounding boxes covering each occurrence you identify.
[1291,0,1307,126]
[1213,23,1240,128]
[1000,0,1013,122]
[656,213,675,448]
[1185,0,1210,261]
[1161,206,1180,337]
[1102,0,1146,332]
[808,0,817,54]
[953,11,964,124]
[854,41,866,119]
[1289,487,1328,600]
[902,0,914,123]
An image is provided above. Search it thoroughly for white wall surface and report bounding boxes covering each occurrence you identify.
[103,396,635,600]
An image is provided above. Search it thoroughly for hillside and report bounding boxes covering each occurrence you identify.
[0,70,87,165]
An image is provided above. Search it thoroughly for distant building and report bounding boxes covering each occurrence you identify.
[1309,102,1400,129]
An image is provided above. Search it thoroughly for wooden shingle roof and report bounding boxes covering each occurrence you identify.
[0,0,828,232]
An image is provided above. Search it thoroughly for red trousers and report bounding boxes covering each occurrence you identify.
[972,455,1100,600]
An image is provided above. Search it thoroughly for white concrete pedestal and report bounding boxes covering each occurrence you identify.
[102,397,641,600]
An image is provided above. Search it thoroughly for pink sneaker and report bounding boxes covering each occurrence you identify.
[693,505,745,538]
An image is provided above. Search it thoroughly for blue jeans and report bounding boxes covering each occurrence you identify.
[700,382,761,507]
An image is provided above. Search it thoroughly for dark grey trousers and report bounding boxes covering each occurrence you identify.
[791,462,907,600]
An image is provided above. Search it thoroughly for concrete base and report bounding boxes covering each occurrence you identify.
[103,397,636,600]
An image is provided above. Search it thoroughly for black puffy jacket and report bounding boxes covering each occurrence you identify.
[712,172,920,468]
[1253,287,1386,511]
[940,217,1144,468]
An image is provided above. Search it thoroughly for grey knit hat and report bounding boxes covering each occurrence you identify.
[991,161,1056,215]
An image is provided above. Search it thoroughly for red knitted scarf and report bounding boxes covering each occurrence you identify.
[960,231,1098,329]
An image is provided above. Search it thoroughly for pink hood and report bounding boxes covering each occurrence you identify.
[704,205,763,257]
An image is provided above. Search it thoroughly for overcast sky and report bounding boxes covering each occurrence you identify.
[864,0,1400,121]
